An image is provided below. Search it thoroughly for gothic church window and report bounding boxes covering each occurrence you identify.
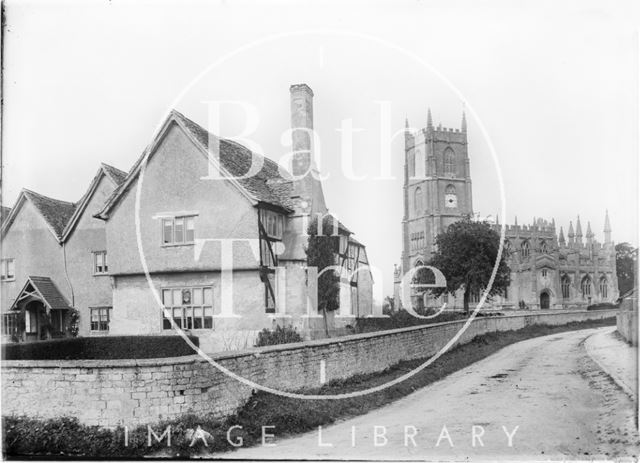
[445,184,457,209]
[408,153,415,178]
[521,240,530,258]
[561,275,570,299]
[540,240,548,253]
[415,149,425,178]
[581,276,592,298]
[503,240,512,255]
[414,187,423,215]
[599,277,608,299]
[444,148,455,177]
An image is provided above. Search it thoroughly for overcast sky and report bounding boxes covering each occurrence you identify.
[3,0,639,298]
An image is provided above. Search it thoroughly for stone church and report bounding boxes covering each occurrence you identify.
[393,110,618,311]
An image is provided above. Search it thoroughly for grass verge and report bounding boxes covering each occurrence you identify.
[3,317,615,458]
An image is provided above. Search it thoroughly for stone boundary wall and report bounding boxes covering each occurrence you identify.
[1,309,617,427]
[616,297,637,346]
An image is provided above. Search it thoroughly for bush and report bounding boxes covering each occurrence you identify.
[355,309,504,333]
[1,335,199,360]
[587,302,619,311]
[254,325,303,347]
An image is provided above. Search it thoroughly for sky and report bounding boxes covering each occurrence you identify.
[2,0,639,299]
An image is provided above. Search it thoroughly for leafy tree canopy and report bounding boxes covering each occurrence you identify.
[425,219,511,312]
[615,242,637,296]
[306,215,341,314]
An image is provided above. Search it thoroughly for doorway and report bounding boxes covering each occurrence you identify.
[540,291,550,310]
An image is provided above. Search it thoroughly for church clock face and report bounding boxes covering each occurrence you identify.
[445,193,457,208]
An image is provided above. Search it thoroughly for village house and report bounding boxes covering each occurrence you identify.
[1,165,127,342]
[1,84,374,351]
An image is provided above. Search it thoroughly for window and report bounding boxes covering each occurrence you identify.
[442,293,449,304]
[541,268,548,278]
[1,258,15,281]
[561,275,571,299]
[162,216,196,245]
[408,152,415,178]
[93,251,108,274]
[260,210,284,240]
[2,313,17,335]
[504,240,512,256]
[599,277,608,299]
[581,276,592,298]
[410,231,426,251]
[444,148,455,177]
[25,309,37,333]
[414,187,423,215]
[162,286,214,330]
[415,149,425,178]
[90,307,111,331]
[521,240,530,258]
[540,240,548,254]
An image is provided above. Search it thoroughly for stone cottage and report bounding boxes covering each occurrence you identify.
[1,84,374,351]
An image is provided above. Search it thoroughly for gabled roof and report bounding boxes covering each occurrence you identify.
[10,276,72,311]
[101,163,128,186]
[96,110,294,219]
[2,189,77,242]
[1,206,11,223]
[61,163,127,241]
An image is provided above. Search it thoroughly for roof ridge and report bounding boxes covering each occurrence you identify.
[22,188,76,206]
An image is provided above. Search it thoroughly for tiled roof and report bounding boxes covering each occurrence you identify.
[101,163,128,186]
[172,110,294,210]
[1,206,11,222]
[12,276,72,311]
[23,190,76,240]
[97,110,296,218]
[61,163,128,241]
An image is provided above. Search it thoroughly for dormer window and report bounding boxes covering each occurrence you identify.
[260,210,284,240]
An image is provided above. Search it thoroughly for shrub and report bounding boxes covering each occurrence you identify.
[587,302,619,311]
[254,325,303,347]
[1,335,199,360]
[355,309,504,333]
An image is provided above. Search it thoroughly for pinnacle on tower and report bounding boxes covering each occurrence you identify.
[568,221,575,243]
[514,216,518,226]
[552,217,556,228]
[604,210,612,244]
[559,226,565,244]
[575,216,583,245]
[461,111,467,133]
[427,108,433,130]
[405,117,409,129]
[496,212,500,225]
[586,221,594,244]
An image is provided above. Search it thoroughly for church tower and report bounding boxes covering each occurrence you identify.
[400,110,473,273]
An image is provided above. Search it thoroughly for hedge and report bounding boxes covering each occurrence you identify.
[355,309,503,333]
[1,335,199,360]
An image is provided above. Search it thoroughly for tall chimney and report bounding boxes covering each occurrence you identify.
[290,83,314,177]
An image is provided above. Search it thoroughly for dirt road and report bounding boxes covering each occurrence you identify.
[220,327,639,460]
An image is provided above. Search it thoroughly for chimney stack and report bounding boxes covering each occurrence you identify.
[290,83,314,177]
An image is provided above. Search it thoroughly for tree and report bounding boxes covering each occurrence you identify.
[382,296,395,315]
[426,219,511,313]
[306,215,341,336]
[615,242,637,295]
